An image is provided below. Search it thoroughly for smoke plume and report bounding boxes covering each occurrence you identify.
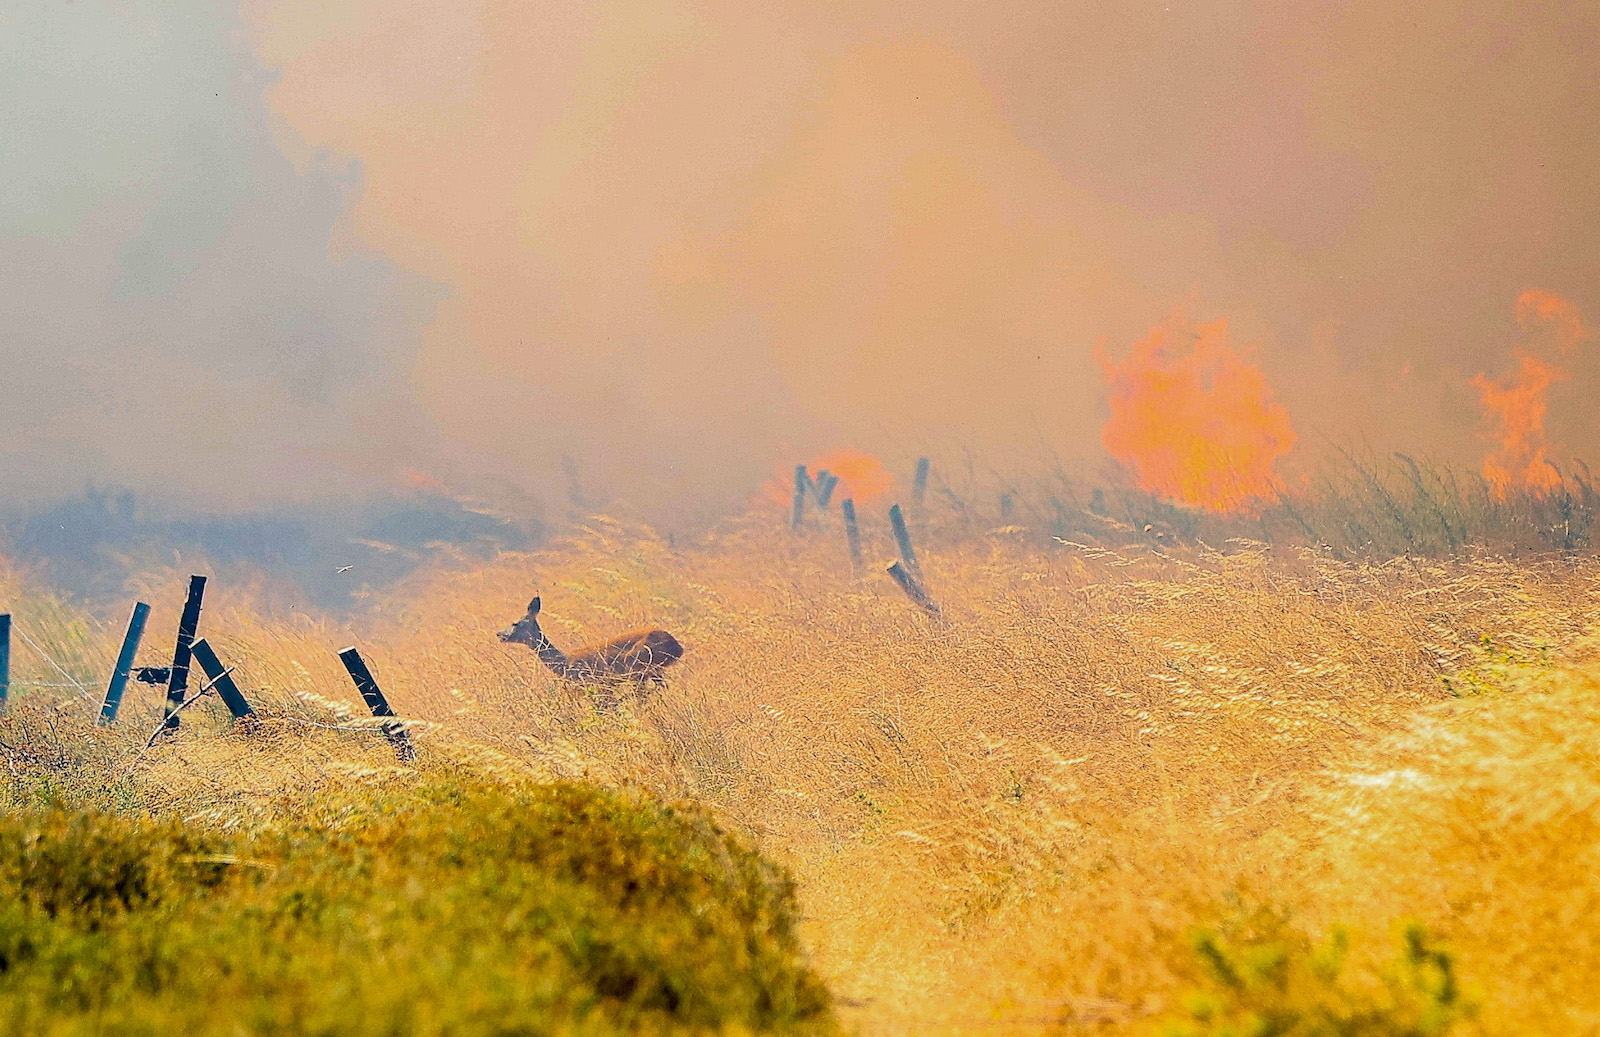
[4,0,1599,528]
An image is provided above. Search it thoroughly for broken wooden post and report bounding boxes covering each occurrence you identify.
[338,647,416,762]
[99,602,151,726]
[888,504,922,580]
[1050,496,1069,539]
[912,457,930,507]
[887,561,941,617]
[0,614,9,714]
[163,575,207,730]
[791,465,811,531]
[813,470,839,509]
[188,638,256,721]
[841,498,863,572]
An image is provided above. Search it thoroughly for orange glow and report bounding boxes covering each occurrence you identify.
[1516,289,1591,353]
[402,467,452,495]
[810,449,894,503]
[1472,353,1564,498]
[1471,291,1588,498]
[1098,314,1296,515]
[759,449,894,508]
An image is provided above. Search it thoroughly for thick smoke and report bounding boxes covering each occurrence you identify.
[0,1,441,508]
[5,1,1599,528]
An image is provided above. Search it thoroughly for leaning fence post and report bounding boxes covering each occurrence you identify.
[0,614,9,714]
[813,471,839,509]
[99,602,151,726]
[887,561,941,617]
[888,504,922,580]
[912,457,930,507]
[163,575,207,730]
[338,647,416,762]
[841,498,863,572]
[188,639,256,721]
[791,465,811,531]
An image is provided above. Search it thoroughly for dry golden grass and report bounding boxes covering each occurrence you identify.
[4,509,1600,1034]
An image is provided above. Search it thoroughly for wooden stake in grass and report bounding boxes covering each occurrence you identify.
[887,561,941,617]
[912,457,930,507]
[841,498,863,572]
[888,504,922,580]
[98,601,150,726]
[163,575,207,731]
[791,465,811,531]
[0,613,9,714]
[813,471,840,509]
[338,647,416,762]
[188,639,257,722]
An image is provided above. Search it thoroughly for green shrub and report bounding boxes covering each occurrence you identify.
[0,778,836,1036]
[1159,904,1476,1037]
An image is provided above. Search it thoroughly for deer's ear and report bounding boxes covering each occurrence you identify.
[528,596,541,614]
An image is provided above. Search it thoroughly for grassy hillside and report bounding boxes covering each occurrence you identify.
[3,501,1599,1034]
[0,776,834,1036]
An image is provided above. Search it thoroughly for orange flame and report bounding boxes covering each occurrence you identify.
[1471,290,1587,498]
[1098,314,1296,515]
[401,467,452,496]
[760,449,894,508]
[810,449,893,503]
[1515,288,1591,353]
[1471,354,1563,497]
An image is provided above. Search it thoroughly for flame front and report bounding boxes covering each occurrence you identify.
[1471,290,1588,498]
[810,449,893,503]
[1471,354,1563,497]
[1098,314,1296,515]
[1515,289,1591,354]
[760,449,893,508]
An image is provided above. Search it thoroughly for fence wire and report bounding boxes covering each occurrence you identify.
[11,626,99,706]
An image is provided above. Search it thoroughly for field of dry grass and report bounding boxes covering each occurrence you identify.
[5,500,1600,1034]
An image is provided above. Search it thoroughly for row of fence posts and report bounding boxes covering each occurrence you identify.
[790,457,942,617]
[0,576,413,761]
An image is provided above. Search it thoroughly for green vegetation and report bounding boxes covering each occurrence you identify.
[1160,905,1476,1037]
[0,777,836,1036]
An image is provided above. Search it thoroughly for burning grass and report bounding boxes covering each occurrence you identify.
[4,493,1600,1034]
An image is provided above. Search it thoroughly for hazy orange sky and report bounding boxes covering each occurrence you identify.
[3,1,1597,520]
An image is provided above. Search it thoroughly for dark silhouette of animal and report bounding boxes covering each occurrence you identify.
[497,596,683,686]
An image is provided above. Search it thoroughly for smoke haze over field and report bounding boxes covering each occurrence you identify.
[4,0,1599,523]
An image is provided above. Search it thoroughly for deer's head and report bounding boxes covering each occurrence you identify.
[498,596,542,645]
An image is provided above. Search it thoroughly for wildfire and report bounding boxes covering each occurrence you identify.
[1515,288,1591,353]
[810,449,893,502]
[1472,290,1588,498]
[1098,314,1297,515]
[402,467,452,496]
[1472,355,1564,497]
[760,449,893,508]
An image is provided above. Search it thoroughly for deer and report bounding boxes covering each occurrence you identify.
[497,596,683,696]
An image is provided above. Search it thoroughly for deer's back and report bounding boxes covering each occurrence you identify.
[569,628,683,680]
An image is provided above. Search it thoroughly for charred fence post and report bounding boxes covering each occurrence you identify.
[813,471,839,510]
[163,575,207,730]
[888,504,922,581]
[841,498,863,572]
[791,465,811,531]
[912,457,931,508]
[0,613,9,714]
[99,602,151,726]
[188,639,257,722]
[887,562,941,617]
[338,647,416,762]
